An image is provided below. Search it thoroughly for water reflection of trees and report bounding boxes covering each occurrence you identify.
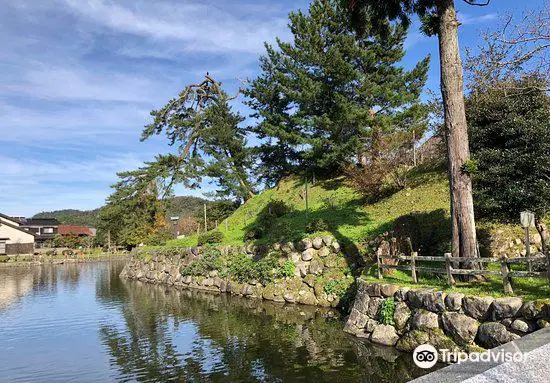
[98,280,425,383]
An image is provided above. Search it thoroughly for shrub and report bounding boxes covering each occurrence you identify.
[228,253,279,285]
[279,260,296,278]
[305,218,329,234]
[323,279,348,297]
[197,230,224,246]
[266,200,291,217]
[379,297,395,326]
[181,249,225,277]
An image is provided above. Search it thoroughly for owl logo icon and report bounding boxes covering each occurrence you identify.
[413,344,438,368]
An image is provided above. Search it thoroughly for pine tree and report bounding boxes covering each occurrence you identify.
[246,0,429,185]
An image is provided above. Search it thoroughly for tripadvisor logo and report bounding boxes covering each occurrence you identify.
[413,343,527,368]
[413,344,438,369]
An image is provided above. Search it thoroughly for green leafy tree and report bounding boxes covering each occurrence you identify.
[97,179,171,249]
[246,0,429,185]
[467,75,550,250]
[346,0,495,264]
[124,74,255,202]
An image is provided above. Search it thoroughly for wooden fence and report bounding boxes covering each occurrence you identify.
[376,249,550,294]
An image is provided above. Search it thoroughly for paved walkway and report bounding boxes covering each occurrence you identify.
[410,328,550,383]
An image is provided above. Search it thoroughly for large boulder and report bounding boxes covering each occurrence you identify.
[393,302,412,331]
[298,238,313,251]
[476,322,520,349]
[301,248,316,261]
[353,292,370,314]
[445,293,465,312]
[322,236,333,246]
[308,259,324,275]
[411,309,439,330]
[318,247,330,258]
[463,296,495,320]
[396,330,430,352]
[491,297,523,320]
[441,312,479,345]
[380,284,399,298]
[394,287,411,302]
[312,237,324,250]
[510,318,534,333]
[407,289,446,313]
[370,324,399,346]
[367,297,383,318]
[521,299,550,320]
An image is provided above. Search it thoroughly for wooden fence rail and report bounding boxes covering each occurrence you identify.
[376,250,549,294]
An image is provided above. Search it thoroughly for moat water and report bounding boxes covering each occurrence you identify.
[0,261,437,382]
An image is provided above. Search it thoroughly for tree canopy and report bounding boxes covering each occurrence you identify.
[246,0,429,184]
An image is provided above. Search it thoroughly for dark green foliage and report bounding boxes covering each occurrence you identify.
[197,231,224,246]
[33,209,99,227]
[393,209,450,256]
[266,200,291,217]
[379,297,396,325]
[166,196,208,219]
[97,179,171,248]
[228,253,279,285]
[246,201,294,240]
[323,279,348,297]
[194,200,239,230]
[119,75,255,204]
[181,249,225,277]
[306,218,330,234]
[280,260,296,278]
[246,0,429,184]
[467,76,550,222]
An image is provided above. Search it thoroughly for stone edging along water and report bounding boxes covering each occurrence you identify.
[344,279,550,352]
[119,240,550,353]
[120,236,356,308]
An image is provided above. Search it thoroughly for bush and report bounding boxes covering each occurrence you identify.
[181,249,225,277]
[279,260,296,278]
[228,253,279,285]
[266,200,291,217]
[306,218,329,234]
[197,230,224,246]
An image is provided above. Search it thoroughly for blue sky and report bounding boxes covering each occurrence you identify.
[0,0,542,216]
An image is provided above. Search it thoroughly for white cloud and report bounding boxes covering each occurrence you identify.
[58,0,291,55]
[458,12,498,25]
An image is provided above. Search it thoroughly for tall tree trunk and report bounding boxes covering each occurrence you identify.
[437,0,479,266]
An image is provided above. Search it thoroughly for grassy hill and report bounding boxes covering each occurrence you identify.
[167,168,451,249]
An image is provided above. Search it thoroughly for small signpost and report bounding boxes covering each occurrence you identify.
[520,211,535,272]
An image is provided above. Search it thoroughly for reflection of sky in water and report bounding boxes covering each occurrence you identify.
[0,261,437,382]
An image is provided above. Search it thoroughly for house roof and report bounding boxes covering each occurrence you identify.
[0,212,20,224]
[58,225,94,236]
[19,218,60,226]
[0,219,36,237]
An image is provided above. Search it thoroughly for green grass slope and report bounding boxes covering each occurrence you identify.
[167,169,450,249]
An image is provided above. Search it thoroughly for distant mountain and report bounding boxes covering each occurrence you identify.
[33,209,100,227]
[32,196,210,227]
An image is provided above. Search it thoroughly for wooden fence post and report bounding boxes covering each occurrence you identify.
[500,257,514,295]
[376,248,382,279]
[405,237,414,255]
[445,252,456,286]
[411,251,418,284]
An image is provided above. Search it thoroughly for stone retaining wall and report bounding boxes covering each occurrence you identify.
[120,236,355,308]
[344,279,550,353]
